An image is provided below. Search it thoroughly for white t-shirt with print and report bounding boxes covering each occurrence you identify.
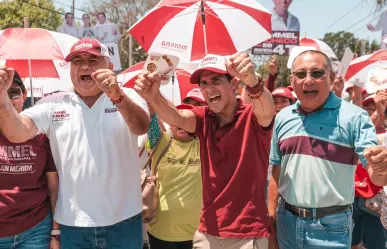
[22,88,149,227]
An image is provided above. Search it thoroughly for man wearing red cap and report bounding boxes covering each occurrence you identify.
[135,52,275,249]
[0,39,151,248]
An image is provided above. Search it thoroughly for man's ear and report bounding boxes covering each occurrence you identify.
[109,62,114,70]
[289,74,294,88]
[329,70,336,85]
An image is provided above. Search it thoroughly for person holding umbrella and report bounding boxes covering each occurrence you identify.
[0,39,151,248]
[0,71,59,249]
[135,52,275,249]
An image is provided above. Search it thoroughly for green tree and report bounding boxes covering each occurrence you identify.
[0,0,63,30]
[322,31,380,60]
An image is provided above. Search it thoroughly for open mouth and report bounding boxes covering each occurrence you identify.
[303,90,318,97]
[209,94,221,104]
[80,75,93,81]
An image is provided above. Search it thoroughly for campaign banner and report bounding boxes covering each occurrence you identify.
[104,42,122,71]
[252,31,299,56]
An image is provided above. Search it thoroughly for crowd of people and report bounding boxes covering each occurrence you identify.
[2,5,387,249]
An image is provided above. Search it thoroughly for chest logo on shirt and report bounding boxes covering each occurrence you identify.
[105,108,118,113]
[0,145,38,161]
[0,163,36,174]
[53,111,70,121]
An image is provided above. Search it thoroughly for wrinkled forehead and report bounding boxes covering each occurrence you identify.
[292,52,328,71]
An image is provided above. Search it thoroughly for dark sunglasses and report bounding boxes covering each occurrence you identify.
[293,70,326,80]
[7,88,22,100]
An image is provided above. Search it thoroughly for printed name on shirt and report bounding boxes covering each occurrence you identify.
[0,163,36,174]
[53,111,70,121]
[166,157,200,166]
[0,145,37,161]
[105,108,118,113]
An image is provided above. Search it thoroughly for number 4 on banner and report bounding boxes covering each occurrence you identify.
[272,45,285,55]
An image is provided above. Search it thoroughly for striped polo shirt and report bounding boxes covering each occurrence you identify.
[270,92,378,208]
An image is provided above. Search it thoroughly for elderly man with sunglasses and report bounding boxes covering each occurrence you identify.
[268,50,387,249]
[0,39,150,248]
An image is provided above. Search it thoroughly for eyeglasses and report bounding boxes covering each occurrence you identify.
[293,70,326,80]
[7,88,22,100]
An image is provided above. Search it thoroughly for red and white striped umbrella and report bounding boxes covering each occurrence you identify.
[345,50,387,86]
[0,28,78,100]
[299,37,338,60]
[118,61,197,105]
[129,0,272,62]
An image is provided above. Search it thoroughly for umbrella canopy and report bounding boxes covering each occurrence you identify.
[299,37,338,60]
[0,28,78,100]
[129,0,272,62]
[345,50,387,86]
[118,61,197,105]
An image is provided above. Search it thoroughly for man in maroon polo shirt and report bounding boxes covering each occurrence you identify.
[135,52,275,249]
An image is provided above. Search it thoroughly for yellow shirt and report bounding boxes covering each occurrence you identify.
[146,132,202,241]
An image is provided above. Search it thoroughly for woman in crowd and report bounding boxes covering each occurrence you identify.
[145,104,202,249]
[0,71,59,249]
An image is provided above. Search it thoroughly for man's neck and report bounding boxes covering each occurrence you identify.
[66,23,73,27]
[77,92,103,108]
[217,98,238,126]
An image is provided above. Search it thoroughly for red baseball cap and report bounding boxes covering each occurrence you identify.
[176,104,195,110]
[65,39,110,62]
[272,87,295,101]
[190,54,228,84]
[183,88,205,103]
[362,94,375,106]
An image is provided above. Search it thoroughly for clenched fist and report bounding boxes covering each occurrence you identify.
[225,52,259,88]
[91,69,120,100]
[134,72,162,102]
[0,67,15,98]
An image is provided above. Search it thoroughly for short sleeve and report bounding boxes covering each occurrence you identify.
[21,102,53,136]
[122,88,150,118]
[191,106,207,136]
[353,111,378,167]
[269,117,282,166]
[43,135,57,172]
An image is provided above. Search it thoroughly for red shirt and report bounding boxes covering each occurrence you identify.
[0,134,56,237]
[192,102,273,238]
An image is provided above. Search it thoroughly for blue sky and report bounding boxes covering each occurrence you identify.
[55,0,383,43]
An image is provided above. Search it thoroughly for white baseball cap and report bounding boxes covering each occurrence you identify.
[190,54,228,84]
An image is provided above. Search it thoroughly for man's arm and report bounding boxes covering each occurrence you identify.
[0,68,38,143]
[367,166,387,186]
[135,72,197,133]
[115,94,150,135]
[241,86,275,127]
[268,165,280,249]
[149,92,197,133]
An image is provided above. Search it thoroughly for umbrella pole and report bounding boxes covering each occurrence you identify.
[172,74,175,104]
[28,59,34,106]
[200,0,208,55]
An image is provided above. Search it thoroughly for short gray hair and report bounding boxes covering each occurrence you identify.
[291,50,332,73]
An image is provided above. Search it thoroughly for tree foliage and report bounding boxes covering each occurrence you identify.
[322,31,380,60]
[88,0,158,69]
[0,0,63,30]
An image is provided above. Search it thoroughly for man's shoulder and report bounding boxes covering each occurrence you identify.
[36,91,74,105]
[338,99,367,116]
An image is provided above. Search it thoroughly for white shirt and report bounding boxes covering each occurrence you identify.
[271,9,300,31]
[57,23,79,38]
[22,89,149,227]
